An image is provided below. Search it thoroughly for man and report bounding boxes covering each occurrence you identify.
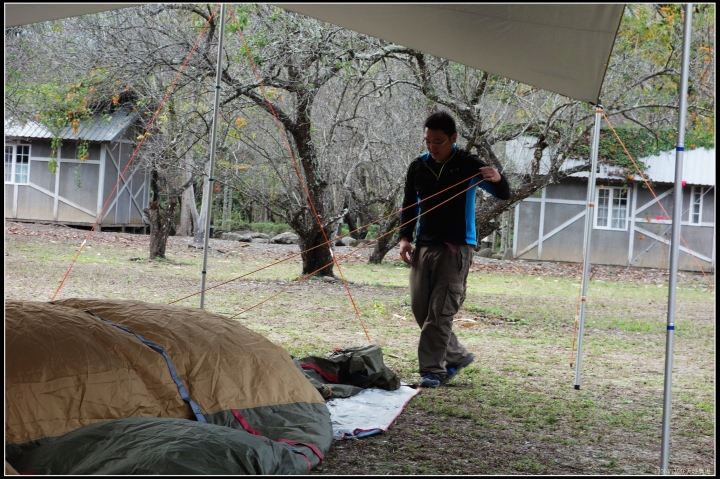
[398,111,511,388]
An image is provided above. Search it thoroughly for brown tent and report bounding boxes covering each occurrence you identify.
[5,299,333,474]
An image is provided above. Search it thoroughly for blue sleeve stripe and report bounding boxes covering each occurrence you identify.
[465,178,480,244]
[479,181,495,196]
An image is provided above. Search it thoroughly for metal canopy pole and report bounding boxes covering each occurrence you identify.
[200,3,226,309]
[660,4,692,474]
[574,104,602,390]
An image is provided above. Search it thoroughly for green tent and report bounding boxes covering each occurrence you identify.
[5,299,333,474]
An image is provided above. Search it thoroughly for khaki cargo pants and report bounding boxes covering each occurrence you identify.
[410,243,474,380]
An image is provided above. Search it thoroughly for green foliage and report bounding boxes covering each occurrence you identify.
[77,140,90,161]
[567,126,714,171]
[10,67,117,172]
[610,5,715,150]
[229,5,250,31]
[49,137,62,174]
[365,224,380,239]
[231,221,292,236]
[73,165,82,189]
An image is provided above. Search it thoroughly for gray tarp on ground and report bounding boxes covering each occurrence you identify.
[327,384,421,440]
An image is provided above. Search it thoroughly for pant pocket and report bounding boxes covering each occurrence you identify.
[441,283,465,316]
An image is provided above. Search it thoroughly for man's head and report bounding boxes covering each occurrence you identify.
[424,111,457,137]
[423,111,457,162]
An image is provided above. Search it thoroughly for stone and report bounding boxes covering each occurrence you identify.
[476,248,494,258]
[221,232,242,241]
[271,232,299,244]
[337,237,356,247]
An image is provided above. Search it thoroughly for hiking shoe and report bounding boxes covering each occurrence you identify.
[420,374,441,388]
[444,354,475,383]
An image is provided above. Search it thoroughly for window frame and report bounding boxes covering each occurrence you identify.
[594,185,629,231]
[4,143,31,185]
[690,186,704,224]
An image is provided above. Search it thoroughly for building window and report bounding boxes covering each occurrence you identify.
[691,186,703,224]
[5,144,30,184]
[595,186,628,230]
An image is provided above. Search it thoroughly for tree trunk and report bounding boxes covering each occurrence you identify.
[368,215,400,264]
[222,182,232,232]
[298,226,335,277]
[501,210,509,252]
[177,155,197,237]
[507,210,512,250]
[144,198,178,260]
[286,88,335,277]
[177,183,196,237]
[193,160,212,244]
[345,212,367,240]
[332,217,343,247]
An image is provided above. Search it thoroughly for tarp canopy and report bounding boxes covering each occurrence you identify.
[4,3,625,104]
[3,3,142,28]
[276,4,625,104]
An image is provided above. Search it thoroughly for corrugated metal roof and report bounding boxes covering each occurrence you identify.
[564,148,715,186]
[5,111,139,143]
[504,136,715,186]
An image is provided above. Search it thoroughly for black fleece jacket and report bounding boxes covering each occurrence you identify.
[398,148,511,246]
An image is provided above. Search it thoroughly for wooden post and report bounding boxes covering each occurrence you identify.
[501,210,512,252]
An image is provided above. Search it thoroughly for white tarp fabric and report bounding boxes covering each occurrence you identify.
[4,4,140,27]
[275,4,625,104]
[327,385,421,440]
[5,4,624,104]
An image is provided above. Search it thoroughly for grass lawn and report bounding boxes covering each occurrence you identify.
[5,226,715,475]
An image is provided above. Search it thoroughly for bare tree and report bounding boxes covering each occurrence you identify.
[9,3,712,267]
[191,5,417,275]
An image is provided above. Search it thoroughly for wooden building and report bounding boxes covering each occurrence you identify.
[5,111,149,231]
[509,137,715,273]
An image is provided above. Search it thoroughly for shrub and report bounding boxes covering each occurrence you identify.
[365,224,380,239]
[231,221,292,236]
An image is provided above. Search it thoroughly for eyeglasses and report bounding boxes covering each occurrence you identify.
[423,137,450,148]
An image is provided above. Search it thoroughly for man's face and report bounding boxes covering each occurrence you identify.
[423,128,456,162]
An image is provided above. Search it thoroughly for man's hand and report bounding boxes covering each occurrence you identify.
[399,238,414,266]
[479,166,501,183]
